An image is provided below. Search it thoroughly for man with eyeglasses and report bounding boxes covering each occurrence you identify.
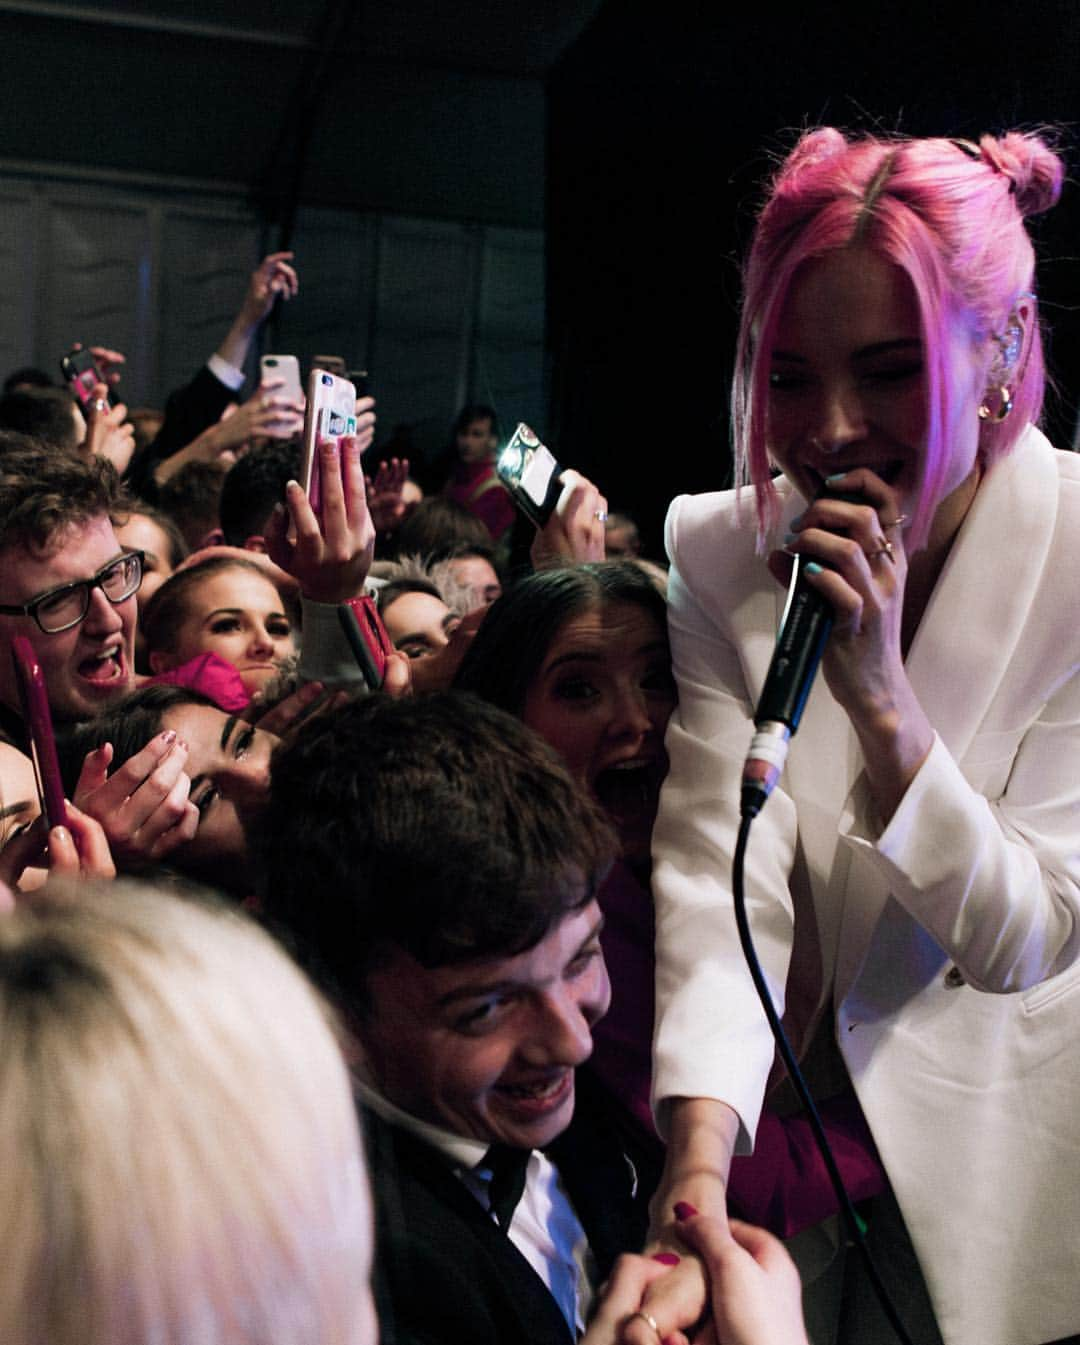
[0,437,196,855]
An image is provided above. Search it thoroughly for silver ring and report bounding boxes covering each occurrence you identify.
[629,1310,661,1340]
[92,398,109,413]
[594,509,608,523]
[866,537,895,564]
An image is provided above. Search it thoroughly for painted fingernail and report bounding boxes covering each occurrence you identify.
[790,511,805,528]
[651,1252,681,1265]
[783,531,798,545]
[673,1201,698,1221]
[160,730,177,745]
[804,562,824,576]
[825,472,848,482]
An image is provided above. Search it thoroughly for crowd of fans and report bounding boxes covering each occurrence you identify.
[0,249,806,1345]
[1,122,1077,1345]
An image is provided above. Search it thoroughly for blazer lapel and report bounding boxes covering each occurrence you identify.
[904,427,1058,760]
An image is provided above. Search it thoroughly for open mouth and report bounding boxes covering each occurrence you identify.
[494,1072,573,1114]
[592,755,667,821]
[77,647,125,686]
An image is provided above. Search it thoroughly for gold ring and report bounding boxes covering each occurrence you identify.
[629,1310,661,1340]
[866,537,895,564]
[882,513,908,531]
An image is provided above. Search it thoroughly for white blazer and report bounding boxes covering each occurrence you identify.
[650,427,1080,1345]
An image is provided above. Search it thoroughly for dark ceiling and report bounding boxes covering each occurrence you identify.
[0,0,605,226]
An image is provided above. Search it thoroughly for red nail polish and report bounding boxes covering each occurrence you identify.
[651,1252,680,1265]
[673,1201,698,1221]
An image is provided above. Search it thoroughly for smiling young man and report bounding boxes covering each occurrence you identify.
[254,692,650,1345]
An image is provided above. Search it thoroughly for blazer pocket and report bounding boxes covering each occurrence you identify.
[1021,958,1080,1016]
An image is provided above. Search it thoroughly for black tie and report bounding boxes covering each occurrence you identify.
[482,1144,530,1232]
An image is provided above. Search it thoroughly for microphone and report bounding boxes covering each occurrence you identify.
[740,488,857,817]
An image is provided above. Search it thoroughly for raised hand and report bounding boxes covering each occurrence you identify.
[365,456,410,533]
[266,433,374,603]
[82,380,135,474]
[239,251,299,328]
[73,732,199,865]
[530,468,609,569]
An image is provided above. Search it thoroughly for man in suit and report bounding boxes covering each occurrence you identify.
[253,691,651,1345]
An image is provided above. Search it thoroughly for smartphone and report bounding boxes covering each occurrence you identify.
[346,368,373,400]
[60,348,112,410]
[496,422,564,528]
[260,354,304,404]
[11,636,69,830]
[312,354,347,377]
[338,596,392,691]
[301,369,357,515]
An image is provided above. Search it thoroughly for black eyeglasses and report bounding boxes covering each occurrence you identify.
[0,551,144,634]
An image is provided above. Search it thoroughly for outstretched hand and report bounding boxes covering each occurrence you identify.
[266,433,374,603]
[365,456,410,533]
[674,1214,809,1345]
[239,251,299,327]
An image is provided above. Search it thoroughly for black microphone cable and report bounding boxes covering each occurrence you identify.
[733,798,915,1345]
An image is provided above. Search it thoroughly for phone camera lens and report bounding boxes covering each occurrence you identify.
[322,374,332,386]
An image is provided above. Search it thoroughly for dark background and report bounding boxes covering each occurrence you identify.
[1,0,1076,557]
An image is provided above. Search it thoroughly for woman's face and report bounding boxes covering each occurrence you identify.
[766,247,985,527]
[155,569,296,696]
[114,513,176,608]
[522,601,677,864]
[159,702,278,893]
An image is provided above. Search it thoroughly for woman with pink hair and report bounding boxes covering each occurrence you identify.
[633,130,1079,1345]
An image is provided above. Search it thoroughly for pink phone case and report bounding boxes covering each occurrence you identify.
[11,636,69,829]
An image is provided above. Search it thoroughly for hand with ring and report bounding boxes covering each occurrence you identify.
[766,465,935,823]
[530,468,609,569]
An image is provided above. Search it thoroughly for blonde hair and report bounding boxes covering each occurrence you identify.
[0,880,374,1345]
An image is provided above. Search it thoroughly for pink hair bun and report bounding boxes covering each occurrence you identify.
[979,132,1064,218]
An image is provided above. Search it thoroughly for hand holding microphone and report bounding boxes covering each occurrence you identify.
[741,473,909,817]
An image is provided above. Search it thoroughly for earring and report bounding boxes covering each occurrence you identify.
[978,385,1013,422]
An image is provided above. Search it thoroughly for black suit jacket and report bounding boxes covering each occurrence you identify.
[364,1073,649,1345]
[126,364,237,498]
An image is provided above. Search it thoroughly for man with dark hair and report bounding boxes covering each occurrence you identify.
[2,365,54,394]
[255,692,649,1345]
[0,435,137,742]
[218,438,301,549]
[0,386,83,451]
[0,435,196,857]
